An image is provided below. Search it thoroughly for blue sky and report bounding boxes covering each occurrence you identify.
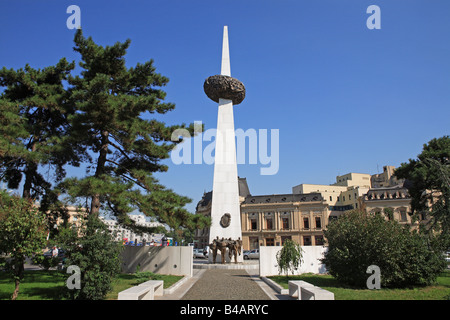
[1,0,449,214]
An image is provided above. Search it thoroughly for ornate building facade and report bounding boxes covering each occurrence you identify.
[194,178,328,250]
[240,193,328,249]
[194,166,427,250]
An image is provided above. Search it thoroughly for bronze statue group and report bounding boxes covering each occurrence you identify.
[209,237,242,264]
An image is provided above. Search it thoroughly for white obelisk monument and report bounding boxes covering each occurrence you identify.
[206,26,243,263]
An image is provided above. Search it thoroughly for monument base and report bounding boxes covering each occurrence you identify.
[194,259,258,270]
[208,252,243,264]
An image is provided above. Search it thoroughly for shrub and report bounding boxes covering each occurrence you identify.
[0,191,48,300]
[276,239,303,277]
[58,214,122,300]
[322,210,447,288]
[32,254,60,271]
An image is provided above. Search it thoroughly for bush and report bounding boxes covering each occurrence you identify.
[0,191,48,299]
[58,215,122,300]
[322,210,447,288]
[32,254,60,271]
[276,239,303,277]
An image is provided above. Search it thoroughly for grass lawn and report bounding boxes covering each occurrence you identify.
[0,270,67,300]
[0,270,183,300]
[268,270,450,300]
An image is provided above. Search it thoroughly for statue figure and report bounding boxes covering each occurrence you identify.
[210,237,229,264]
[227,237,242,264]
[209,239,218,262]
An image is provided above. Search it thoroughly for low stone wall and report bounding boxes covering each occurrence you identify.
[259,246,328,277]
[121,246,193,277]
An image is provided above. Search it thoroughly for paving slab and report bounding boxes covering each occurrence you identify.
[181,269,270,300]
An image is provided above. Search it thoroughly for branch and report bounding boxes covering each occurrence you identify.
[104,159,147,190]
[108,134,133,162]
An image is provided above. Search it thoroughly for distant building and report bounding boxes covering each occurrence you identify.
[195,165,423,250]
[371,165,405,188]
[195,178,328,250]
[100,214,165,245]
[57,207,165,244]
[195,191,212,249]
[363,185,412,224]
[292,172,371,217]
[241,192,328,249]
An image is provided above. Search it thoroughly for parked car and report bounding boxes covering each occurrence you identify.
[193,248,207,259]
[43,247,65,259]
[243,249,259,260]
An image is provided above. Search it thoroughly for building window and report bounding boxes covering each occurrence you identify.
[315,217,321,229]
[250,219,257,231]
[249,237,259,250]
[303,236,311,246]
[303,217,309,230]
[349,195,351,200]
[266,218,274,230]
[282,217,289,230]
[329,196,332,201]
[400,210,407,222]
[343,196,345,201]
[315,235,324,245]
[266,238,274,246]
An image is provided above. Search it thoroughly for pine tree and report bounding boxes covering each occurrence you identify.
[60,30,209,232]
[0,59,83,229]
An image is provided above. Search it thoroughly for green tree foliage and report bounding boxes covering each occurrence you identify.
[276,239,303,277]
[59,30,210,233]
[0,99,27,159]
[322,210,446,288]
[394,136,450,248]
[0,59,84,233]
[0,30,211,300]
[383,207,394,221]
[57,214,122,300]
[0,191,48,300]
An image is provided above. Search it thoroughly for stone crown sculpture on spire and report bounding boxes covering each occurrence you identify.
[203,26,246,105]
[203,75,245,105]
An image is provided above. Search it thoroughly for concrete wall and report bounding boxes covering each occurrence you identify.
[121,246,193,277]
[259,246,328,277]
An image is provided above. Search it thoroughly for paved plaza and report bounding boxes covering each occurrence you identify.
[156,264,292,300]
[181,269,269,300]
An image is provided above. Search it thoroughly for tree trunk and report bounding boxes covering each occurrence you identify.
[22,141,37,199]
[12,279,20,300]
[11,260,24,300]
[90,130,109,217]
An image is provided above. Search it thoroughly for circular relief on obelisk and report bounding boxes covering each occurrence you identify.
[220,213,231,228]
[203,75,246,105]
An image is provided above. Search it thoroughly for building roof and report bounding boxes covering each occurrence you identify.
[196,191,212,211]
[365,184,410,201]
[242,192,323,204]
[238,177,251,198]
[196,177,251,211]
